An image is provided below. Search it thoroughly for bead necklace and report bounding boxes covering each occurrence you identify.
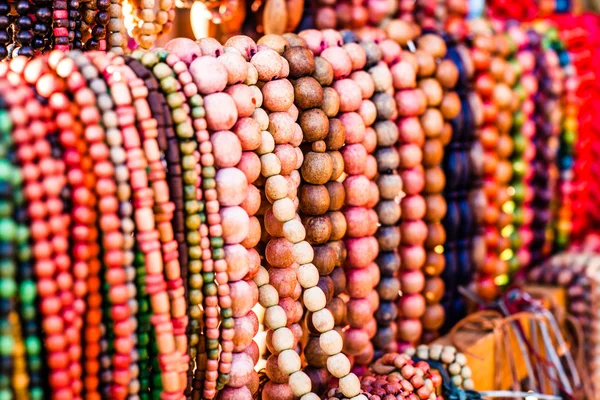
[0,92,21,398]
[128,0,175,50]
[92,51,184,399]
[121,50,192,397]
[387,25,427,347]
[404,344,474,390]
[107,0,124,53]
[5,55,74,398]
[0,0,9,59]
[362,35,403,358]
[14,0,34,57]
[418,33,459,343]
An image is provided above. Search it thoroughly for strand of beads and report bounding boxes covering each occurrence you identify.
[6,56,73,398]
[1,88,44,400]
[280,34,337,395]
[387,26,427,347]
[417,34,459,343]
[405,344,474,390]
[13,0,34,57]
[0,92,21,399]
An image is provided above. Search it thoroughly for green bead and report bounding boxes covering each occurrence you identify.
[154,63,172,80]
[197,201,205,212]
[189,94,203,107]
[202,178,216,190]
[167,92,184,109]
[16,225,29,244]
[0,336,13,355]
[191,107,205,119]
[184,184,196,200]
[185,215,201,230]
[210,237,223,249]
[218,374,230,384]
[188,260,202,274]
[176,122,194,139]
[188,245,201,260]
[0,389,11,400]
[202,272,214,283]
[17,245,30,263]
[25,336,41,355]
[207,338,219,350]
[138,348,149,360]
[29,387,43,400]
[207,348,219,360]
[171,107,188,124]
[0,202,12,218]
[0,219,16,241]
[160,76,178,94]
[0,260,14,277]
[156,49,169,61]
[181,155,196,171]
[203,282,217,296]
[141,52,159,67]
[221,307,232,319]
[179,140,196,155]
[202,166,216,178]
[185,200,200,215]
[189,290,203,307]
[0,279,16,298]
[0,160,13,182]
[189,274,203,290]
[212,248,224,260]
[139,333,150,346]
[0,112,11,135]
[221,317,234,329]
[27,355,42,372]
[151,390,162,400]
[186,231,201,246]
[21,304,35,321]
[183,170,197,186]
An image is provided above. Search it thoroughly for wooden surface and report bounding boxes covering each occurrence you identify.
[433,285,567,391]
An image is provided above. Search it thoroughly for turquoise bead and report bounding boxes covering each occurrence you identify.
[19,280,36,303]
[0,278,16,298]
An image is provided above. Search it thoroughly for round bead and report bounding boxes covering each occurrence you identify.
[273,198,295,222]
[297,263,319,288]
[289,371,311,397]
[319,330,343,355]
[338,374,361,398]
[326,353,351,378]
[264,305,287,330]
[272,327,295,353]
[303,287,326,312]
[278,349,301,375]
[311,309,334,332]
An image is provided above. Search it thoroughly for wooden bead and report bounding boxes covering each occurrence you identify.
[339,373,361,398]
[264,305,287,329]
[292,241,314,264]
[319,329,343,355]
[289,371,312,397]
[266,175,289,200]
[278,349,302,375]
[259,284,280,307]
[303,286,327,311]
[297,263,319,288]
[272,327,295,353]
[311,309,334,332]
[273,197,296,222]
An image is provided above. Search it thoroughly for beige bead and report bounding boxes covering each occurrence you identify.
[156,10,169,24]
[326,353,351,378]
[257,131,275,155]
[444,345,457,354]
[254,266,269,287]
[251,85,263,107]
[416,345,429,359]
[429,345,442,360]
[283,219,306,244]
[272,327,295,353]
[451,375,463,387]
[461,366,472,379]
[253,109,269,131]
[273,198,296,222]
[259,285,279,307]
[278,350,301,375]
[289,371,312,397]
[300,394,321,400]
[139,34,154,49]
[312,309,334,332]
[463,378,475,390]
[404,346,416,356]
[266,175,289,200]
[441,351,455,364]
[319,330,343,355]
[296,263,319,288]
[141,0,153,8]
[448,363,461,375]
[160,0,174,9]
[141,22,155,35]
[351,395,368,400]
[339,374,361,398]
[292,242,313,264]
[455,352,467,366]
[140,9,154,21]
[261,153,282,178]
[303,287,326,312]
[264,305,287,330]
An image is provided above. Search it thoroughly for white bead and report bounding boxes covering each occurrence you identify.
[441,351,455,364]
[461,366,472,379]
[455,352,467,366]
[327,353,351,378]
[278,349,301,375]
[283,219,306,243]
[264,305,287,330]
[339,373,361,398]
[273,197,296,222]
[312,309,334,332]
[257,130,275,154]
[303,286,327,312]
[451,375,463,387]
[463,378,475,390]
[253,266,269,287]
[259,284,279,307]
[289,370,311,397]
[320,330,343,355]
[300,393,321,400]
[296,263,319,288]
[292,242,314,264]
[266,175,288,200]
[416,345,429,360]
[272,327,295,352]
[404,346,416,356]
[448,362,461,375]
[260,153,282,177]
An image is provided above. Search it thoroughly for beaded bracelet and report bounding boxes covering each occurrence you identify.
[404,344,474,390]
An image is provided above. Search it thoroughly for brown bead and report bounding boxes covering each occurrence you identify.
[318,275,335,302]
[262,381,294,400]
[421,304,445,331]
[321,87,340,117]
[294,76,324,110]
[304,215,333,244]
[327,210,347,241]
[423,166,445,194]
[299,109,330,142]
[424,194,446,222]
[304,336,329,367]
[232,311,259,352]
[299,184,331,215]
[374,120,399,147]
[330,267,347,297]
[312,140,327,153]
[325,118,346,151]
[423,277,444,304]
[266,354,290,383]
[312,244,337,275]
[425,223,446,248]
[312,56,334,86]
[284,46,315,78]
[329,150,345,181]
[422,139,444,168]
[301,152,333,184]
